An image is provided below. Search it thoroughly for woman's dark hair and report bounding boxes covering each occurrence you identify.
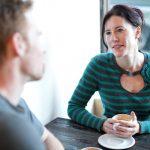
[102,4,144,49]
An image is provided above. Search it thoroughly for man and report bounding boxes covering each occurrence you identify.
[0,0,64,149]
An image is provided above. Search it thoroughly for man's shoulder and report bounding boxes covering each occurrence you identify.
[0,95,14,113]
[0,112,45,150]
[0,96,28,114]
[19,98,28,108]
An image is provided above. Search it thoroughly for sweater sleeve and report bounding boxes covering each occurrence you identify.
[140,54,150,133]
[67,57,107,131]
[139,120,150,133]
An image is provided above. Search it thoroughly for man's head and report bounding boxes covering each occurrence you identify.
[0,0,32,61]
[0,0,45,81]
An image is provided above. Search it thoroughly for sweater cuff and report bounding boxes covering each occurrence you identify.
[138,121,150,133]
[96,116,107,132]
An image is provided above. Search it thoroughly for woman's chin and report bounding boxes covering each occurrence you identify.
[114,52,124,58]
[115,48,127,57]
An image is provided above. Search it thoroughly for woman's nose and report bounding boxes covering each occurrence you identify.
[111,32,119,42]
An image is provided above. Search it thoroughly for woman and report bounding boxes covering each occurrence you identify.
[68,4,150,138]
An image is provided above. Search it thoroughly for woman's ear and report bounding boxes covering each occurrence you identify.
[135,26,141,39]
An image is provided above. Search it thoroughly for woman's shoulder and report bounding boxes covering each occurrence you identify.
[141,51,150,83]
[144,51,150,60]
[91,52,113,63]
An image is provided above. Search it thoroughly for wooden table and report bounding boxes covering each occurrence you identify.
[46,117,150,150]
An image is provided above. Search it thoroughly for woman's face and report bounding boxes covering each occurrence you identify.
[104,15,141,58]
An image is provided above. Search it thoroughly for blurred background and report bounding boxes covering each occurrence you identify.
[21,0,150,125]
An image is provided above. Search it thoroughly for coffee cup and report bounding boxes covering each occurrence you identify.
[112,114,133,122]
[113,114,133,122]
[112,114,133,130]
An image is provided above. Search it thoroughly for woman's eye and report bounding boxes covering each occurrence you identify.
[105,31,111,35]
[117,28,124,32]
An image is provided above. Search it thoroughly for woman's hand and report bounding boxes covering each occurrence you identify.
[102,112,140,138]
[102,118,119,134]
[113,112,140,138]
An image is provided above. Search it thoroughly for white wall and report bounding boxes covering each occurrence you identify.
[22,0,100,125]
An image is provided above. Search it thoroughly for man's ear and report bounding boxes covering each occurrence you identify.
[135,26,141,39]
[9,32,27,57]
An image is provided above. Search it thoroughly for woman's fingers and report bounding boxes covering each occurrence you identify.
[102,118,119,134]
[113,125,135,137]
[114,121,139,137]
[116,125,135,133]
[130,111,137,121]
[117,120,136,127]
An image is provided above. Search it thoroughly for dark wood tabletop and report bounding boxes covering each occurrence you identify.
[46,117,150,150]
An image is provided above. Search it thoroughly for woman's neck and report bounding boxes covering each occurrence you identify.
[115,51,144,73]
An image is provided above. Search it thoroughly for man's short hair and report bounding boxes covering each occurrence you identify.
[0,0,32,62]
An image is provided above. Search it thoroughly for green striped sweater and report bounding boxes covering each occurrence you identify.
[68,52,150,133]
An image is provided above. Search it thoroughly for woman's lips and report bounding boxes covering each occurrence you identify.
[112,45,123,49]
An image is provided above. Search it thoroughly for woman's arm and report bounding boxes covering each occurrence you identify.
[68,57,107,131]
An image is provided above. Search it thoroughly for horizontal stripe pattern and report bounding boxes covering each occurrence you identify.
[68,52,150,133]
